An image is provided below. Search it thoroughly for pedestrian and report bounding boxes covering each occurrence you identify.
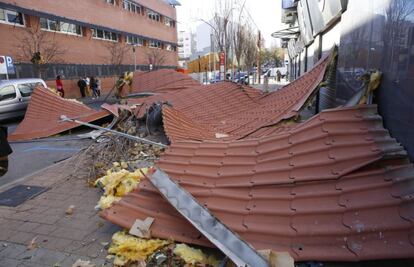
[85,76,91,97]
[276,70,281,82]
[0,126,12,177]
[55,75,64,97]
[77,78,86,98]
[96,78,101,97]
[90,76,98,99]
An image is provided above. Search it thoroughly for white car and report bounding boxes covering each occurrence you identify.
[0,78,47,120]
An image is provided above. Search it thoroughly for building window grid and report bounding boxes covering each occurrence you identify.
[126,35,144,46]
[40,18,82,36]
[91,28,118,42]
[0,8,176,51]
[147,10,161,22]
[165,44,176,52]
[104,0,115,5]
[149,40,162,49]
[164,17,175,28]
[0,8,24,26]
[123,0,142,14]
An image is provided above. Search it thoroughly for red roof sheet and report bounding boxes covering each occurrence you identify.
[131,69,200,93]
[130,53,331,142]
[101,105,414,261]
[9,87,111,141]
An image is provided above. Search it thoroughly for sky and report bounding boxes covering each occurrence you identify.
[175,0,284,48]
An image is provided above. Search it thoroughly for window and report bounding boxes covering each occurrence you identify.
[39,18,82,35]
[165,44,176,51]
[105,0,115,4]
[164,17,175,27]
[0,85,16,101]
[149,40,161,49]
[148,10,161,22]
[17,84,33,97]
[126,35,143,46]
[91,28,118,41]
[0,8,24,26]
[123,0,142,14]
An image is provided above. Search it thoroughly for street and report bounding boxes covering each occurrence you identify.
[0,120,92,189]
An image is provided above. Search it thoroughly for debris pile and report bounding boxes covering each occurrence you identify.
[107,231,219,267]
[95,168,148,209]
[108,231,170,266]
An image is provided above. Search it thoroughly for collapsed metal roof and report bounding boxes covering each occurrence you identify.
[130,53,331,142]
[101,104,414,261]
[9,87,111,141]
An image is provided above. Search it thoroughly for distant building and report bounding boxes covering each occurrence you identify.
[0,0,179,95]
[178,30,196,67]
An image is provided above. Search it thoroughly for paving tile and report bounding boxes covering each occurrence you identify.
[0,243,27,259]
[26,214,61,225]
[18,247,67,266]
[17,222,41,233]
[0,228,18,241]
[58,255,94,267]
[50,228,89,242]
[7,231,37,245]
[31,224,58,236]
[0,257,21,267]
[35,235,73,252]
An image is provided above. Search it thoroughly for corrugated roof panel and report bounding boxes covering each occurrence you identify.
[129,53,331,142]
[101,105,414,261]
[9,87,111,141]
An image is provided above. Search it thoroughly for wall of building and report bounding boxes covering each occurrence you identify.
[0,19,177,66]
[1,0,177,43]
[283,0,414,161]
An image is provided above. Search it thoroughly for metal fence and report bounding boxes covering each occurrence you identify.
[9,63,176,81]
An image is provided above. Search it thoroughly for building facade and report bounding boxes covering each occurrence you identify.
[274,0,414,161]
[0,0,179,95]
[177,30,196,68]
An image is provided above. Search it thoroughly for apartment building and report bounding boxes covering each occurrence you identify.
[0,0,179,95]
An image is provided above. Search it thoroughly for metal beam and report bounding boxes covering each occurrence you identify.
[146,168,269,267]
[59,115,167,148]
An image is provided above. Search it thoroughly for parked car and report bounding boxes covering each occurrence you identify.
[0,78,47,120]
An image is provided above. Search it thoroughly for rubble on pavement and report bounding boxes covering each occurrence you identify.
[95,168,148,209]
[107,231,220,267]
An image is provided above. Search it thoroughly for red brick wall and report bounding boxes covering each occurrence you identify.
[0,19,178,66]
[46,76,119,98]
[1,0,177,43]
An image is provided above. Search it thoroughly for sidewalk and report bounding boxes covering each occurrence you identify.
[0,154,118,267]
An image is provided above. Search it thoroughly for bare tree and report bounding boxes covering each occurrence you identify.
[382,0,414,70]
[233,23,248,70]
[232,0,248,70]
[16,25,66,78]
[105,41,130,74]
[244,26,258,71]
[146,49,167,69]
[202,0,234,68]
